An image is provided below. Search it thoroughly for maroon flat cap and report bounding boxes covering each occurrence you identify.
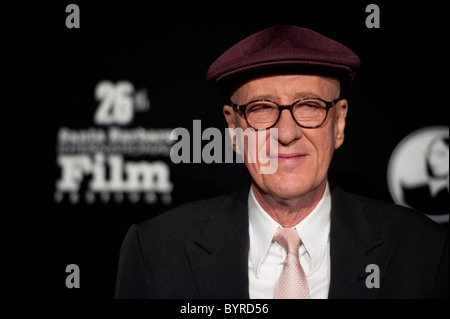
[207,25,360,96]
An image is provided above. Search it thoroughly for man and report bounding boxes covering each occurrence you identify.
[115,25,449,298]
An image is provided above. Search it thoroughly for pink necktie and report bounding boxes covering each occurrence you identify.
[273,227,310,299]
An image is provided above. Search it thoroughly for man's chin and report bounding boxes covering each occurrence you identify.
[258,180,313,199]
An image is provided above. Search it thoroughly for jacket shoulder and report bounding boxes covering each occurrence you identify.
[336,187,448,270]
[137,194,231,238]
[331,185,448,259]
[348,190,447,238]
[330,186,449,298]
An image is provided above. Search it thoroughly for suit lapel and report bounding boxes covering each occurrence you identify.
[186,186,250,298]
[328,186,393,299]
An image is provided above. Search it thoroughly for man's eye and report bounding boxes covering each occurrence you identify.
[248,104,276,112]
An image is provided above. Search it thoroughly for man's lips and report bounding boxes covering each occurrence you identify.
[267,153,308,160]
[277,153,308,158]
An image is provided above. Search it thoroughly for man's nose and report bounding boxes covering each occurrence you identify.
[276,109,303,145]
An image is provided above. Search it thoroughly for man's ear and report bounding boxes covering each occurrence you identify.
[223,105,238,153]
[334,99,348,150]
[223,104,236,128]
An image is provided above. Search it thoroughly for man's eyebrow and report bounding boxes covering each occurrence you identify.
[294,91,322,99]
[295,91,341,100]
[247,94,276,101]
[246,91,324,102]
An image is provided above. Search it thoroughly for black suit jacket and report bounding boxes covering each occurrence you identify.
[115,184,449,299]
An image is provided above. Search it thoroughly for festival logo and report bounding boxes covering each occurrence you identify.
[387,126,449,223]
[54,80,174,205]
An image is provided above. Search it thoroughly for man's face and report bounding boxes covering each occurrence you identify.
[223,74,348,200]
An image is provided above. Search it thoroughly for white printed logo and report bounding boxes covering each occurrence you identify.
[387,126,449,223]
[94,80,150,125]
[54,80,173,205]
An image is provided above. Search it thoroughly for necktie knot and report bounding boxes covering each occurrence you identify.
[273,227,301,255]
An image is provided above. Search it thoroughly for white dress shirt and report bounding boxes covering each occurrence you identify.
[248,183,331,299]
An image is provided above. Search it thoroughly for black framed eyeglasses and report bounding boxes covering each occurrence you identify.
[231,97,340,130]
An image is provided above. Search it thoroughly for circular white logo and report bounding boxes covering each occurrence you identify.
[387,126,449,224]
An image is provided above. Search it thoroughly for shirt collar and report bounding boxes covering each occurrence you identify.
[248,183,331,278]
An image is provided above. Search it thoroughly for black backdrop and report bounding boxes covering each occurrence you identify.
[17,0,448,299]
